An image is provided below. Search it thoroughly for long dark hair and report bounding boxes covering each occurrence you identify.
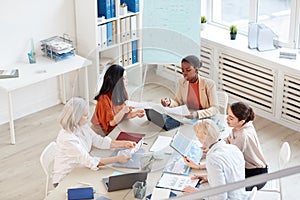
[94,64,127,105]
[230,102,255,124]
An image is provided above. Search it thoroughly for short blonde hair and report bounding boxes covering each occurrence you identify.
[59,97,88,132]
[194,119,221,142]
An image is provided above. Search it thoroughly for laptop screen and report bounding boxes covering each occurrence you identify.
[145,109,182,131]
[145,109,165,128]
[102,171,148,192]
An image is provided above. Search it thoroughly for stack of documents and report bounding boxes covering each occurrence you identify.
[40,36,75,61]
[0,69,19,79]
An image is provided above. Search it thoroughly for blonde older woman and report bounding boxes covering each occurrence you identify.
[53,97,136,187]
[183,119,247,200]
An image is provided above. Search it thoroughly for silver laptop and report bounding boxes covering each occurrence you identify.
[102,171,148,192]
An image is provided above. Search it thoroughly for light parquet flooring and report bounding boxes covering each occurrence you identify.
[1,72,300,199]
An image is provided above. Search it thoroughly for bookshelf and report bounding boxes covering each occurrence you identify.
[75,0,142,101]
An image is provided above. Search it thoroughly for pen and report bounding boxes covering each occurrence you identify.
[170,144,189,161]
[78,181,93,186]
[143,142,148,145]
[184,156,190,163]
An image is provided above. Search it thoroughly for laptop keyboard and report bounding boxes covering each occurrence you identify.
[164,115,182,130]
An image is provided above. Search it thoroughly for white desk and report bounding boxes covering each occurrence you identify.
[0,55,92,144]
[44,116,199,200]
[45,114,227,200]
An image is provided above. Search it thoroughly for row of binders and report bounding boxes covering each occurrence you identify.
[97,16,137,49]
[98,0,139,19]
[98,0,116,19]
[120,40,138,66]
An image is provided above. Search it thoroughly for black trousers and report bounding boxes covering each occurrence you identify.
[245,166,268,191]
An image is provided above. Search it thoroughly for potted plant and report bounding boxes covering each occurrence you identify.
[229,25,237,40]
[201,16,207,31]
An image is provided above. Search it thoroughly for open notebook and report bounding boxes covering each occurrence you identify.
[111,139,145,169]
[163,130,202,175]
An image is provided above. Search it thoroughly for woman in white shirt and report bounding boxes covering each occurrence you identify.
[225,101,268,191]
[52,97,136,186]
[183,119,248,200]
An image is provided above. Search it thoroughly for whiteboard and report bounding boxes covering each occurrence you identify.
[142,0,201,64]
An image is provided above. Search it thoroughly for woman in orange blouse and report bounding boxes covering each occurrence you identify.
[91,64,144,136]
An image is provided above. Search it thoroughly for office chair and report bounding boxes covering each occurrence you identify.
[257,142,291,200]
[216,91,228,114]
[40,141,57,198]
[248,186,257,200]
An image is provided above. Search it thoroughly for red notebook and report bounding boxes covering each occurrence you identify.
[116,132,145,143]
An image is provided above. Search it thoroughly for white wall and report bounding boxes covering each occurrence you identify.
[0,0,76,124]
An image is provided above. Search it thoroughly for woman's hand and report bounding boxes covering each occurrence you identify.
[184,157,202,169]
[117,154,131,163]
[135,109,145,117]
[123,141,136,149]
[182,186,199,194]
[121,105,132,114]
[111,105,133,126]
[110,140,136,148]
[128,109,145,118]
[184,111,198,119]
[161,97,171,107]
[184,156,196,168]
[191,174,208,184]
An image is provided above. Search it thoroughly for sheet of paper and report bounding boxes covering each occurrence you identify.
[163,105,190,116]
[150,188,171,200]
[125,100,152,109]
[156,173,198,191]
[150,136,172,153]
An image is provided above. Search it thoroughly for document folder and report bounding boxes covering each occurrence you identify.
[257,24,276,51]
[248,23,259,49]
[67,187,94,200]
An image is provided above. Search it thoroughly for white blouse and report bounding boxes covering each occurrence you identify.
[52,124,112,184]
[206,140,248,200]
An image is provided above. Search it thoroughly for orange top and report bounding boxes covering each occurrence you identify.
[91,93,124,133]
[187,79,202,110]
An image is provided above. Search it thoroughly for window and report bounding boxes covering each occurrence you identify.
[258,0,291,45]
[211,0,249,32]
[207,0,300,48]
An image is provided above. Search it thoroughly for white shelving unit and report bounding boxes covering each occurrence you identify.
[75,0,143,101]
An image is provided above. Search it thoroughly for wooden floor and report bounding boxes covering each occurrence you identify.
[1,71,300,200]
